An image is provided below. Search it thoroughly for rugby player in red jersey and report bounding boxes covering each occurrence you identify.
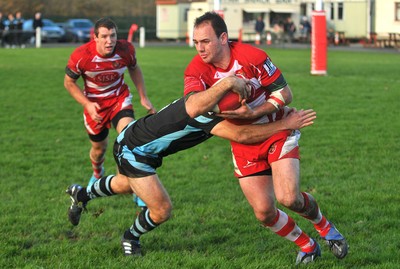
[64,18,155,208]
[183,12,348,265]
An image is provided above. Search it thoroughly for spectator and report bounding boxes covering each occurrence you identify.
[272,18,284,45]
[283,17,296,43]
[254,16,265,44]
[299,16,311,42]
[15,11,24,48]
[327,21,336,45]
[4,13,16,48]
[0,12,5,47]
[32,12,43,44]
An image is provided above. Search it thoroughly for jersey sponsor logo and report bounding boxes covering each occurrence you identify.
[263,58,277,76]
[95,72,119,83]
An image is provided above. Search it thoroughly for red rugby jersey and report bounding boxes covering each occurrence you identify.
[66,40,137,100]
[184,41,288,124]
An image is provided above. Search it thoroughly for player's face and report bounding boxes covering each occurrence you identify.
[193,22,225,66]
[95,27,117,57]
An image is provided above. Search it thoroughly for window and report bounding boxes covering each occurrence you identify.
[396,2,400,21]
[300,3,307,16]
[330,3,335,20]
[184,8,189,22]
[338,2,344,20]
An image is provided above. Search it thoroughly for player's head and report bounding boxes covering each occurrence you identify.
[194,12,227,39]
[94,17,118,57]
[94,17,118,37]
[193,12,229,66]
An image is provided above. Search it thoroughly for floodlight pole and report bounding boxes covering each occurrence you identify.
[311,0,327,75]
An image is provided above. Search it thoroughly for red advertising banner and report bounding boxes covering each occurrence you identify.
[311,11,327,75]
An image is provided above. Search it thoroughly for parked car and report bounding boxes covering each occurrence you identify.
[63,19,94,43]
[23,18,65,43]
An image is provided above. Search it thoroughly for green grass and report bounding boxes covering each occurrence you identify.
[0,45,399,268]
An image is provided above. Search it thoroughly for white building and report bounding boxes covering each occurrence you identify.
[156,0,400,44]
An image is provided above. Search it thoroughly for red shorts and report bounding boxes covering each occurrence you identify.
[83,89,133,135]
[231,130,301,178]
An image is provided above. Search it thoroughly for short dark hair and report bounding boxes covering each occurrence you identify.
[194,12,227,38]
[94,17,118,36]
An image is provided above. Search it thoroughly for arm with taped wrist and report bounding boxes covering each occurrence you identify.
[267,88,286,110]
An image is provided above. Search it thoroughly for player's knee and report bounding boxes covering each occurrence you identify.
[277,195,303,211]
[255,210,276,224]
[151,201,173,223]
[252,205,276,224]
[91,143,107,157]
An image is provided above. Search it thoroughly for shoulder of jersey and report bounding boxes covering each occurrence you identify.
[72,41,94,56]
[231,42,267,65]
[117,39,130,46]
[185,54,211,73]
[116,39,134,53]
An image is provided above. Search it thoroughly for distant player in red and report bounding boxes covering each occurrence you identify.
[184,12,348,265]
[64,18,156,195]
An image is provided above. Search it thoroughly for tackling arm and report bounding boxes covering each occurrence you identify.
[210,108,316,144]
[219,84,293,120]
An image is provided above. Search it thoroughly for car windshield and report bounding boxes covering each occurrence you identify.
[44,20,57,27]
[73,21,92,28]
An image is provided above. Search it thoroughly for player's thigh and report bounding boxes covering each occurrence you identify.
[239,175,275,211]
[270,158,301,202]
[115,116,134,133]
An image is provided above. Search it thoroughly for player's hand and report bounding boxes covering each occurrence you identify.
[217,99,257,120]
[229,77,252,101]
[85,102,102,123]
[147,108,157,114]
[141,99,157,114]
[283,108,316,130]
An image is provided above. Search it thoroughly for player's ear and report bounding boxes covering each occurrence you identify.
[220,32,228,44]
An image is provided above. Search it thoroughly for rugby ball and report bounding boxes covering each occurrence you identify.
[212,91,242,113]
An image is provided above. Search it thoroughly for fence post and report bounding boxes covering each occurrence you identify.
[139,27,145,48]
[35,27,41,48]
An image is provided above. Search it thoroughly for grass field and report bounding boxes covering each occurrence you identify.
[1,45,399,268]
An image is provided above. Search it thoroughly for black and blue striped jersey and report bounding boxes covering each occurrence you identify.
[114,97,224,176]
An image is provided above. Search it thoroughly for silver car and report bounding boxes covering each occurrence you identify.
[23,18,65,42]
